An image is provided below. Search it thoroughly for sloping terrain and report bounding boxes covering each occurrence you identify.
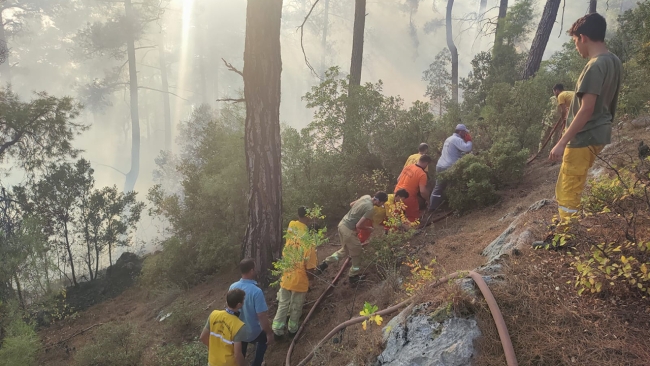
[38,122,650,366]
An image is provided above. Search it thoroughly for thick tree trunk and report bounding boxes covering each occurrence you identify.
[320,0,330,76]
[12,273,24,310]
[241,0,283,286]
[522,0,562,79]
[0,10,10,82]
[343,0,367,153]
[124,0,140,193]
[589,0,597,13]
[494,0,508,46]
[446,0,458,104]
[349,0,366,88]
[158,32,172,152]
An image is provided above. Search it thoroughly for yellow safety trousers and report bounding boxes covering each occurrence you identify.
[555,145,603,221]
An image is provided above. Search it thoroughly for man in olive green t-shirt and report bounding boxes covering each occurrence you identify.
[549,13,622,222]
[316,192,388,284]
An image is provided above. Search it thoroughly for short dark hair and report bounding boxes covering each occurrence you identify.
[568,13,606,42]
[418,155,433,164]
[418,143,429,153]
[395,189,409,199]
[374,191,389,203]
[239,258,255,274]
[553,83,564,92]
[298,206,307,218]
[226,288,245,308]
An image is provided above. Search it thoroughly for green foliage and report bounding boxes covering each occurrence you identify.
[74,323,146,366]
[164,299,201,334]
[154,342,207,366]
[271,206,327,286]
[0,88,86,173]
[423,49,451,115]
[369,230,416,272]
[0,304,39,366]
[145,104,246,288]
[552,158,650,297]
[441,154,498,212]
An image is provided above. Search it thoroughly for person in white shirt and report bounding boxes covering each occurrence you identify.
[428,124,473,212]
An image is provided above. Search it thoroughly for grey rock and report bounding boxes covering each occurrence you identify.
[481,223,515,262]
[631,115,650,128]
[527,199,551,212]
[377,312,481,366]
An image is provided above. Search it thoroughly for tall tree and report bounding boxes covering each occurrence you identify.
[495,0,509,46]
[423,49,451,115]
[158,30,172,152]
[522,0,562,79]
[0,1,63,83]
[320,0,330,76]
[342,0,367,153]
[589,0,597,13]
[241,0,284,284]
[75,0,165,192]
[349,0,366,89]
[446,0,458,103]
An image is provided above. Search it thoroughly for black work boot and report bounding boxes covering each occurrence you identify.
[349,274,366,286]
[315,262,328,274]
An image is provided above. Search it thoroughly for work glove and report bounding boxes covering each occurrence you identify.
[463,132,472,142]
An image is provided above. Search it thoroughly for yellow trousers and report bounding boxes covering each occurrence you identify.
[555,145,603,221]
[272,288,306,335]
[324,224,363,277]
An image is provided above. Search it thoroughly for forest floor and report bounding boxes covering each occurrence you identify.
[38,122,650,366]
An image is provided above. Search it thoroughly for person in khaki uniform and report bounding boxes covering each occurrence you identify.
[316,192,389,284]
[272,207,317,337]
[549,13,622,223]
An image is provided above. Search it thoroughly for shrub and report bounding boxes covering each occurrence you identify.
[0,310,40,366]
[440,154,498,212]
[154,342,207,366]
[74,323,146,366]
[551,157,650,297]
[164,299,202,337]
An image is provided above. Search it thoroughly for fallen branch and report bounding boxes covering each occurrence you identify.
[221,58,243,78]
[45,323,104,349]
[216,98,245,103]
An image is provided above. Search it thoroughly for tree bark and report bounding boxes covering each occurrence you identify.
[124,0,140,193]
[63,220,78,286]
[446,0,458,104]
[343,0,367,153]
[494,0,508,46]
[522,0,562,79]
[349,0,366,88]
[158,32,172,152]
[320,0,330,76]
[589,0,597,13]
[241,0,284,286]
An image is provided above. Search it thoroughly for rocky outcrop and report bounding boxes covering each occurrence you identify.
[377,303,481,366]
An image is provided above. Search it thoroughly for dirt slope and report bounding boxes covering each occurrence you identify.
[38,122,650,366]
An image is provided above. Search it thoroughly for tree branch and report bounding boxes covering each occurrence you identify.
[296,0,321,79]
[216,98,245,103]
[221,58,243,78]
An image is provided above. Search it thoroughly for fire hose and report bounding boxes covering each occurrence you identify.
[289,270,518,366]
[527,116,566,165]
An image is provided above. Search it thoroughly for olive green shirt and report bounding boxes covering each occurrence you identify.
[567,52,622,148]
[340,195,374,230]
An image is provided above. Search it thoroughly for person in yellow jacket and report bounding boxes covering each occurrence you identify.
[550,13,621,223]
[271,207,318,337]
[200,289,246,366]
[404,143,430,172]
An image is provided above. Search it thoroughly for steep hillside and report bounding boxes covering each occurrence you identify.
[38,122,650,366]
